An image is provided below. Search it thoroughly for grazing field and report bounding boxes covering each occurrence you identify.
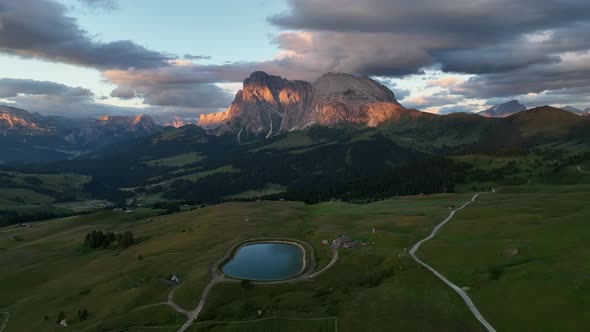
[1,182,589,331]
[0,171,96,224]
[0,193,484,331]
[145,153,205,168]
[419,184,590,332]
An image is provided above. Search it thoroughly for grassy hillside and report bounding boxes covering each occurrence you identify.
[1,180,590,331]
[0,193,485,332]
[0,171,107,226]
[3,107,589,211]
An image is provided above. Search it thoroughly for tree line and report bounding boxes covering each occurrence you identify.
[83,230,135,249]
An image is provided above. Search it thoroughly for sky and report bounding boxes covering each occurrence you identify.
[1,0,589,122]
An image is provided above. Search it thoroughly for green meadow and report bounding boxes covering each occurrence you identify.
[1,173,589,331]
[0,152,589,331]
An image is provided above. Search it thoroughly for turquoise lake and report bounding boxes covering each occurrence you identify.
[221,242,304,281]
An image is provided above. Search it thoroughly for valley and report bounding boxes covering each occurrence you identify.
[1,179,589,331]
[1,72,590,332]
[3,0,590,330]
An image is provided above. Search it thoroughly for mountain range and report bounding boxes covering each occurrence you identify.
[198,71,423,140]
[2,71,590,164]
[0,105,159,163]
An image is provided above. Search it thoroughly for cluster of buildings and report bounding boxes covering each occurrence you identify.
[326,235,361,249]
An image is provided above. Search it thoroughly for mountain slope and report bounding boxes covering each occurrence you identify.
[23,106,587,207]
[561,106,590,116]
[479,100,527,117]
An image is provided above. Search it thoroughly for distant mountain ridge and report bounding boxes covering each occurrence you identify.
[0,105,161,163]
[479,100,527,118]
[561,106,590,116]
[198,71,420,138]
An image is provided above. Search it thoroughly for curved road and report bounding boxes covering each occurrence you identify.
[308,245,339,279]
[409,193,497,332]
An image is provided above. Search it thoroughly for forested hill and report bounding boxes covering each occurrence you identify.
[2,106,586,209]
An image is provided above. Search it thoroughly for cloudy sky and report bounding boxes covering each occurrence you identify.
[1,0,589,121]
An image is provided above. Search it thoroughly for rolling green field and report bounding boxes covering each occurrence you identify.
[1,170,590,331]
[0,171,99,225]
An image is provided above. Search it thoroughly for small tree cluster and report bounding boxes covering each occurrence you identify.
[83,230,135,249]
[77,309,89,322]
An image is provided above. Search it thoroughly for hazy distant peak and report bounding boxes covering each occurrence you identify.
[479,100,526,118]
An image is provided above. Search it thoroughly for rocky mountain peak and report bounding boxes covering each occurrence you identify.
[312,73,401,105]
[479,100,526,118]
[197,71,412,138]
[0,105,55,134]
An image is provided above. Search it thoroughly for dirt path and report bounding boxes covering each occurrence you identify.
[577,165,590,174]
[0,312,8,332]
[308,246,339,278]
[409,193,496,332]
[177,276,221,332]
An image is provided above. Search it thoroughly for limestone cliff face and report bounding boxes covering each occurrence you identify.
[198,111,229,129]
[198,71,415,137]
[0,105,55,135]
[198,71,312,137]
[303,73,404,127]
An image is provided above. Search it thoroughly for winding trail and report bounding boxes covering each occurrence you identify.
[409,193,496,332]
[0,312,8,332]
[577,165,590,174]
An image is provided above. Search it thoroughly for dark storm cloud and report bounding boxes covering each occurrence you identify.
[0,78,114,117]
[452,52,590,99]
[110,81,232,108]
[0,0,169,69]
[0,78,93,99]
[269,0,590,77]
[270,0,590,42]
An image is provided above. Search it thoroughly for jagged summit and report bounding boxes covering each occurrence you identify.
[479,100,526,118]
[197,71,414,138]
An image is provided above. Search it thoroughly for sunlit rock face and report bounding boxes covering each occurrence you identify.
[96,114,157,133]
[0,105,55,135]
[198,71,413,137]
[198,111,229,129]
[303,73,404,127]
[228,71,312,136]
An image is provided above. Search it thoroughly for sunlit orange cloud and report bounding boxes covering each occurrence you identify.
[405,96,430,106]
[166,59,194,67]
[427,77,464,88]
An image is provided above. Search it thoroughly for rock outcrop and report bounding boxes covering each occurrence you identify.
[0,105,56,135]
[198,71,413,137]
